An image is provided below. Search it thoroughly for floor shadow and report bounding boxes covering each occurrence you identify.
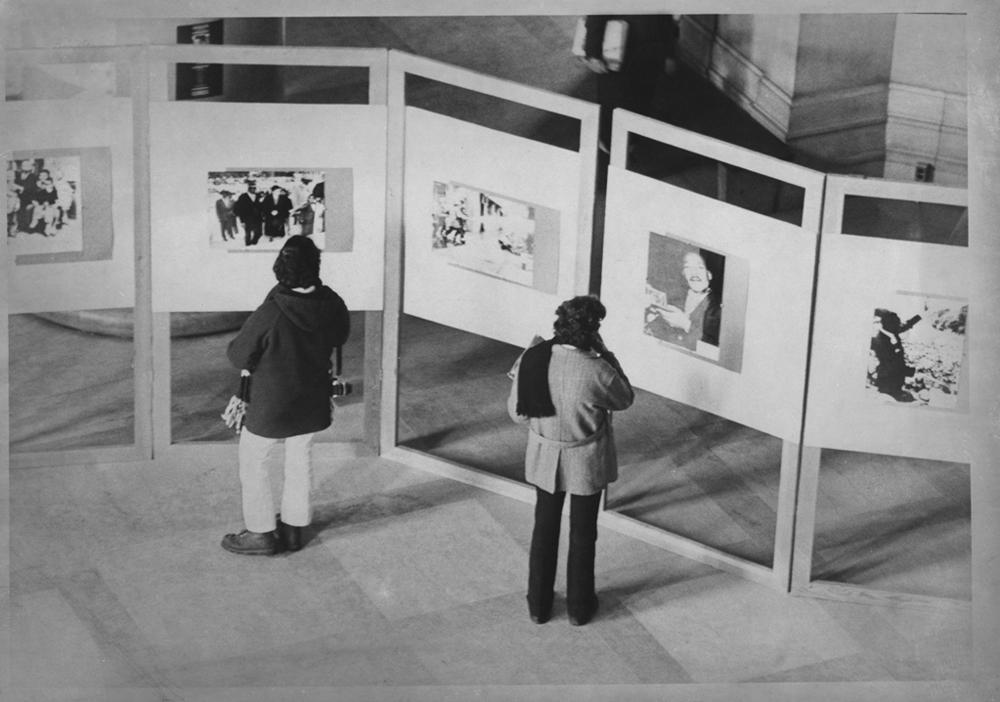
[813,498,971,599]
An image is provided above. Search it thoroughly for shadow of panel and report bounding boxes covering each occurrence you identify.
[396,315,527,482]
[396,314,782,571]
[9,311,136,453]
[605,393,782,568]
[811,449,971,600]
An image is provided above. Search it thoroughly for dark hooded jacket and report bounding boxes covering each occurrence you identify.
[227,283,350,438]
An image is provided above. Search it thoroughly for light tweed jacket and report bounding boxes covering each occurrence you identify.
[508,344,634,495]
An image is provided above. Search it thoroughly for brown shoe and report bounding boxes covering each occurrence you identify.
[221,529,279,556]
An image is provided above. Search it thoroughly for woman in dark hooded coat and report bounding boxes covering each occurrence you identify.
[221,235,350,556]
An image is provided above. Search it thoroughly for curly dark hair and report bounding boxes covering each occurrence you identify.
[553,295,606,350]
[273,235,321,288]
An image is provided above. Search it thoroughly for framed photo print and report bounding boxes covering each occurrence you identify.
[205,168,355,254]
[430,180,559,294]
[207,169,327,251]
[643,231,747,372]
[867,292,968,411]
[6,147,113,265]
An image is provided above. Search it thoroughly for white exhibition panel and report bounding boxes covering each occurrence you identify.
[6,99,135,313]
[804,235,971,462]
[150,102,387,312]
[600,166,817,442]
[403,107,583,348]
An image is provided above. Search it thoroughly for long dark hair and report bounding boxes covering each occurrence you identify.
[552,295,606,350]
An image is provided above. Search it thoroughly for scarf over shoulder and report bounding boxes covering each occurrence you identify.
[516,338,557,418]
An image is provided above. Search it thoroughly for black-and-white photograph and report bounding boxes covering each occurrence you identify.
[6,154,82,255]
[431,180,558,289]
[207,169,326,251]
[867,293,967,409]
[5,8,994,702]
[643,232,727,362]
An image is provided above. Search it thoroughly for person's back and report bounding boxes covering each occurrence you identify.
[507,296,634,626]
[221,235,350,557]
[229,283,348,438]
[530,345,632,443]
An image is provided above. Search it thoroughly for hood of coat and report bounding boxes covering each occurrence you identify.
[269,284,341,333]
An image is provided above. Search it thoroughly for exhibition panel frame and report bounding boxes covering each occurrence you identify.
[380,50,601,483]
[144,44,390,459]
[6,45,150,468]
[600,109,826,590]
[792,175,972,610]
[1,37,978,608]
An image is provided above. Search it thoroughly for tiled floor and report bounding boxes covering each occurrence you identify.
[8,450,973,701]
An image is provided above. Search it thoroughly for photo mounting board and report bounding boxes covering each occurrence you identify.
[402,106,585,348]
[150,102,387,312]
[6,99,135,314]
[600,165,819,441]
[804,177,971,462]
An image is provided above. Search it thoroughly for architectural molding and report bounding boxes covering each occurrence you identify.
[688,28,794,141]
[680,18,968,185]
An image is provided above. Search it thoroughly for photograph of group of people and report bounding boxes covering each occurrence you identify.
[867,293,967,410]
[6,154,82,256]
[643,232,726,363]
[431,180,554,289]
[207,169,326,251]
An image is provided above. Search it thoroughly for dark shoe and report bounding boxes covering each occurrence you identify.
[278,520,304,553]
[529,611,550,625]
[526,594,551,625]
[569,596,599,627]
[221,529,278,556]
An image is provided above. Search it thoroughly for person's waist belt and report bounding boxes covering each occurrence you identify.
[529,419,608,449]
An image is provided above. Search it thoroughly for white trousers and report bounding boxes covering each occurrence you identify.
[238,428,316,532]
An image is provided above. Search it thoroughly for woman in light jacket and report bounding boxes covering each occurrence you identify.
[507,295,634,625]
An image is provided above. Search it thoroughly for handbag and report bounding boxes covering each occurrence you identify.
[221,370,251,432]
[330,345,352,399]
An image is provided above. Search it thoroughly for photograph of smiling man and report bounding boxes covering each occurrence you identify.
[644,233,726,361]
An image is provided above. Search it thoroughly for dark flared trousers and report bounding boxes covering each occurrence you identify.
[527,486,602,620]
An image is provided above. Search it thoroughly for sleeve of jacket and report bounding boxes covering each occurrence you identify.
[226,304,277,371]
[595,356,635,412]
[329,294,351,348]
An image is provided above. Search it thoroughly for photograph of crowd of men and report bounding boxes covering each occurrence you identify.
[7,154,82,255]
[207,169,326,251]
[431,180,548,289]
[644,232,726,363]
[867,293,967,410]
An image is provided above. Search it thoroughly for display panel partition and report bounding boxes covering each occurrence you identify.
[792,175,972,610]
[144,45,389,459]
[382,51,599,499]
[600,110,826,590]
[6,46,149,468]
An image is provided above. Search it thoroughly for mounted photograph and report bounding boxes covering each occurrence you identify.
[430,180,560,292]
[7,153,83,256]
[207,169,327,251]
[867,292,968,410]
[642,231,748,372]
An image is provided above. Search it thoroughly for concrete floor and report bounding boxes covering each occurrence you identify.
[9,449,973,701]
